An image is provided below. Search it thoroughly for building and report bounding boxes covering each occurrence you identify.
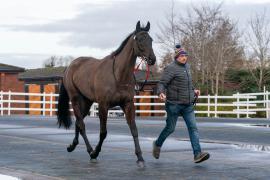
[0,63,25,114]
[133,70,164,116]
[19,67,164,116]
[18,66,65,115]
[0,63,165,116]
[0,63,25,92]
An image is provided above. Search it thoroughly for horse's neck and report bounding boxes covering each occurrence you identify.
[115,37,136,83]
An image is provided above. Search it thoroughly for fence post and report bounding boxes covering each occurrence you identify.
[90,103,97,117]
[0,90,3,116]
[207,94,210,117]
[236,92,240,118]
[50,93,53,116]
[266,91,269,119]
[43,92,46,116]
[264,86,266,107]
[246,97,249,118]
[94,103,98,117]
[8,90,11,115]
[214,94,217,118]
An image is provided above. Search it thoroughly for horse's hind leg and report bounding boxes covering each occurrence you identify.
[67,99,91,152]
[90,104,108,160]
[67,122,80,152]
[69,94,93,155]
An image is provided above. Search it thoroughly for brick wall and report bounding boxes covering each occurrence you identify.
[0,73,24,92]
[0,72,25,114]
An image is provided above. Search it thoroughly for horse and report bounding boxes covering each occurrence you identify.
[57,21,156,167]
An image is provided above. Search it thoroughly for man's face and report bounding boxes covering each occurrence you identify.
[176,54,188,64]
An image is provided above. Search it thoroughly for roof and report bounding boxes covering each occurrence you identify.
[134,70,161,82]
[19,66,66,81]
[19,66,161,82]
[0,63,25,73]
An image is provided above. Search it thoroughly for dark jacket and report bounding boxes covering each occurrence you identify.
[157,60,195,104]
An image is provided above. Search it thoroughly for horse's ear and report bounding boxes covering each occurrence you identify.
[136,21,141,33]
[145,21,150,31]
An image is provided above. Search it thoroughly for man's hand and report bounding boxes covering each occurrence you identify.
[194,89,200,97]
[159,93,167,101]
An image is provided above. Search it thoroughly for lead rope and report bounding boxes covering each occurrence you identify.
[113,55,150,91]
[133,57,150,92]
[193,93,199,106]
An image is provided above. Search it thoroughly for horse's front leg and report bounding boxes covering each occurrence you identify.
[90,105,108,160]
[122,102,145,167]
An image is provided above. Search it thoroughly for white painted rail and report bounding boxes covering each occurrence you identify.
[0,91,270,118]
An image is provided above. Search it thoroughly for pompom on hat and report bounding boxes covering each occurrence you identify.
[174,44,188,59]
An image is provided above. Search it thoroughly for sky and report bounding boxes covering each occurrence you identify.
[0,0,270,69]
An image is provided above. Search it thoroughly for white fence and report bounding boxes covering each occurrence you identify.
[0,90,270,118]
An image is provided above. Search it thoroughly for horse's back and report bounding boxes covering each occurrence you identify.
[70,56,100,68]
[63,57,101,97]
[65,56,99,75]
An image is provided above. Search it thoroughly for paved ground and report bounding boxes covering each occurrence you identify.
[0,116,270,179]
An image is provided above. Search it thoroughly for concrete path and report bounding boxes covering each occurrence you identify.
[0,116,270,179]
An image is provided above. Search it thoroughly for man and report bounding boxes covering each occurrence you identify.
[153,44,210,163]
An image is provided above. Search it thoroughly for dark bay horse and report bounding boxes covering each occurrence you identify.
[57,21,156,167]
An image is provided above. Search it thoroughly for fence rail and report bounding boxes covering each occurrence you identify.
[0,90,270,118]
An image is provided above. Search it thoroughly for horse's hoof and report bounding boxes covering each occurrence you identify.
[67,146,74,152]
[90,150,98,159]
[137,161,145,168]
[90,158,98,163]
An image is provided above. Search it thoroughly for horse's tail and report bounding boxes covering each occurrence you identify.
[57,83,72,129]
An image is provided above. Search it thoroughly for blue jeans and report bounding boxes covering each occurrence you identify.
[156,101,202,156]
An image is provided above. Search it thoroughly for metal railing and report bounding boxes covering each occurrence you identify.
[0,90,270,118]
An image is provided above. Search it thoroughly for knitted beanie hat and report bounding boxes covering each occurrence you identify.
[174,44,187,58]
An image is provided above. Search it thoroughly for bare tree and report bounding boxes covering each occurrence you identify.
[43,56,74,68]
[56,56,74,66]
[245,10,270,91]
[156,0,179,56]
[159,51,174,69]
[157,2,243,94]
[43,56,57,67]
[208,18,243,94]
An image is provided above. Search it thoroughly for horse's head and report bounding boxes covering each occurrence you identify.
[133,21,156,65]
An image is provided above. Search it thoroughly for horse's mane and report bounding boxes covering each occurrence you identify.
[111,31,135,57]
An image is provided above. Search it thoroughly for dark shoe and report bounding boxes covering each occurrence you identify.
[194,152,210,163]
[152,141,161,159]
